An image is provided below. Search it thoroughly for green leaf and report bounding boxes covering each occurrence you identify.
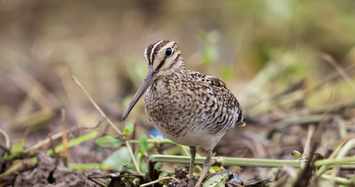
[12,139,25,152]
[0,129,10,149]
[138,135,149,153]
[203,173,228,187]
[95,136,123,148]
[123,123,134,135]
[47,131,98,156]
[159,171,169,178]
[211,166,221,172]
[103,147,132,171]
[154,162,162,169]
[2,139,25,161]
[138,149,145,156]
[323,170,333,175]
[140,163,147,173]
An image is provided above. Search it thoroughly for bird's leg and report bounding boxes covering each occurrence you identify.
[195,149,212,187]
[189,146,197,178]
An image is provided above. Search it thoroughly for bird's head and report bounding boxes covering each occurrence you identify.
[122,40,183,120]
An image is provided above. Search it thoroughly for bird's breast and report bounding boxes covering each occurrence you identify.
[143,76,238,148]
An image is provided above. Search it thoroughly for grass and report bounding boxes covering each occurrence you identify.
[1,1,355,186]
[4,74,355,186]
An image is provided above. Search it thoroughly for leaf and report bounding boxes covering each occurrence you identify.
[3,139,25,161]
[154,162,162,169]
[95,136,123,148]
[103,147,132,171]
[138,135,149,153]
[323,170,333,175]
[159,171,169,178]
[211,166,221,172]
[0,129,10,149]
[12,139,25,153]
[47,131,98,156]
[123,123,134,135]
[138,149,145,156]
[203,173,228,187]
[140,163,147,173]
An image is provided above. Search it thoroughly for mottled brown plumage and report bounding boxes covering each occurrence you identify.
[122,40,245,187]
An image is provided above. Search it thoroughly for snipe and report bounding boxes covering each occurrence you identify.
[122,40,245,187]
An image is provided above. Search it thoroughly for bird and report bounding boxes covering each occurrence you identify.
[122,40,245,187]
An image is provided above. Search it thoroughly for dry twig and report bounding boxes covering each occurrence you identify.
[72,76,141,173]
[321,53,355,93]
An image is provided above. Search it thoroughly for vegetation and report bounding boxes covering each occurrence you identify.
[1,1,355,186]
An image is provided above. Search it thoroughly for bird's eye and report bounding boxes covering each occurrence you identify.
[165,47,173,56]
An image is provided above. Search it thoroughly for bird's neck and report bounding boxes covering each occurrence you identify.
[156,57,188,78]
[171,60,187,76]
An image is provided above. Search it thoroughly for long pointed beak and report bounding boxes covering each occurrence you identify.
[122,66,156,120]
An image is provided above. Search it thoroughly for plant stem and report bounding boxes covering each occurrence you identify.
[127,139,177,145]
[315,157,355,167]
[321,175,354,185]
[149,155,302,168]
[73,76,141,173]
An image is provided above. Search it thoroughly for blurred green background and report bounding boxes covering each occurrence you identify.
[0,0,355,173]
[1,0,355,108]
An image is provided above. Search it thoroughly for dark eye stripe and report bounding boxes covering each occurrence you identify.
[156,57,167,71]
[157,49,181,72]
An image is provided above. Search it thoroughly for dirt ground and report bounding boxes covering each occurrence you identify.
[1,1,355,187]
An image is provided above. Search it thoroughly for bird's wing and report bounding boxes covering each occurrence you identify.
[189,71,245,127]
